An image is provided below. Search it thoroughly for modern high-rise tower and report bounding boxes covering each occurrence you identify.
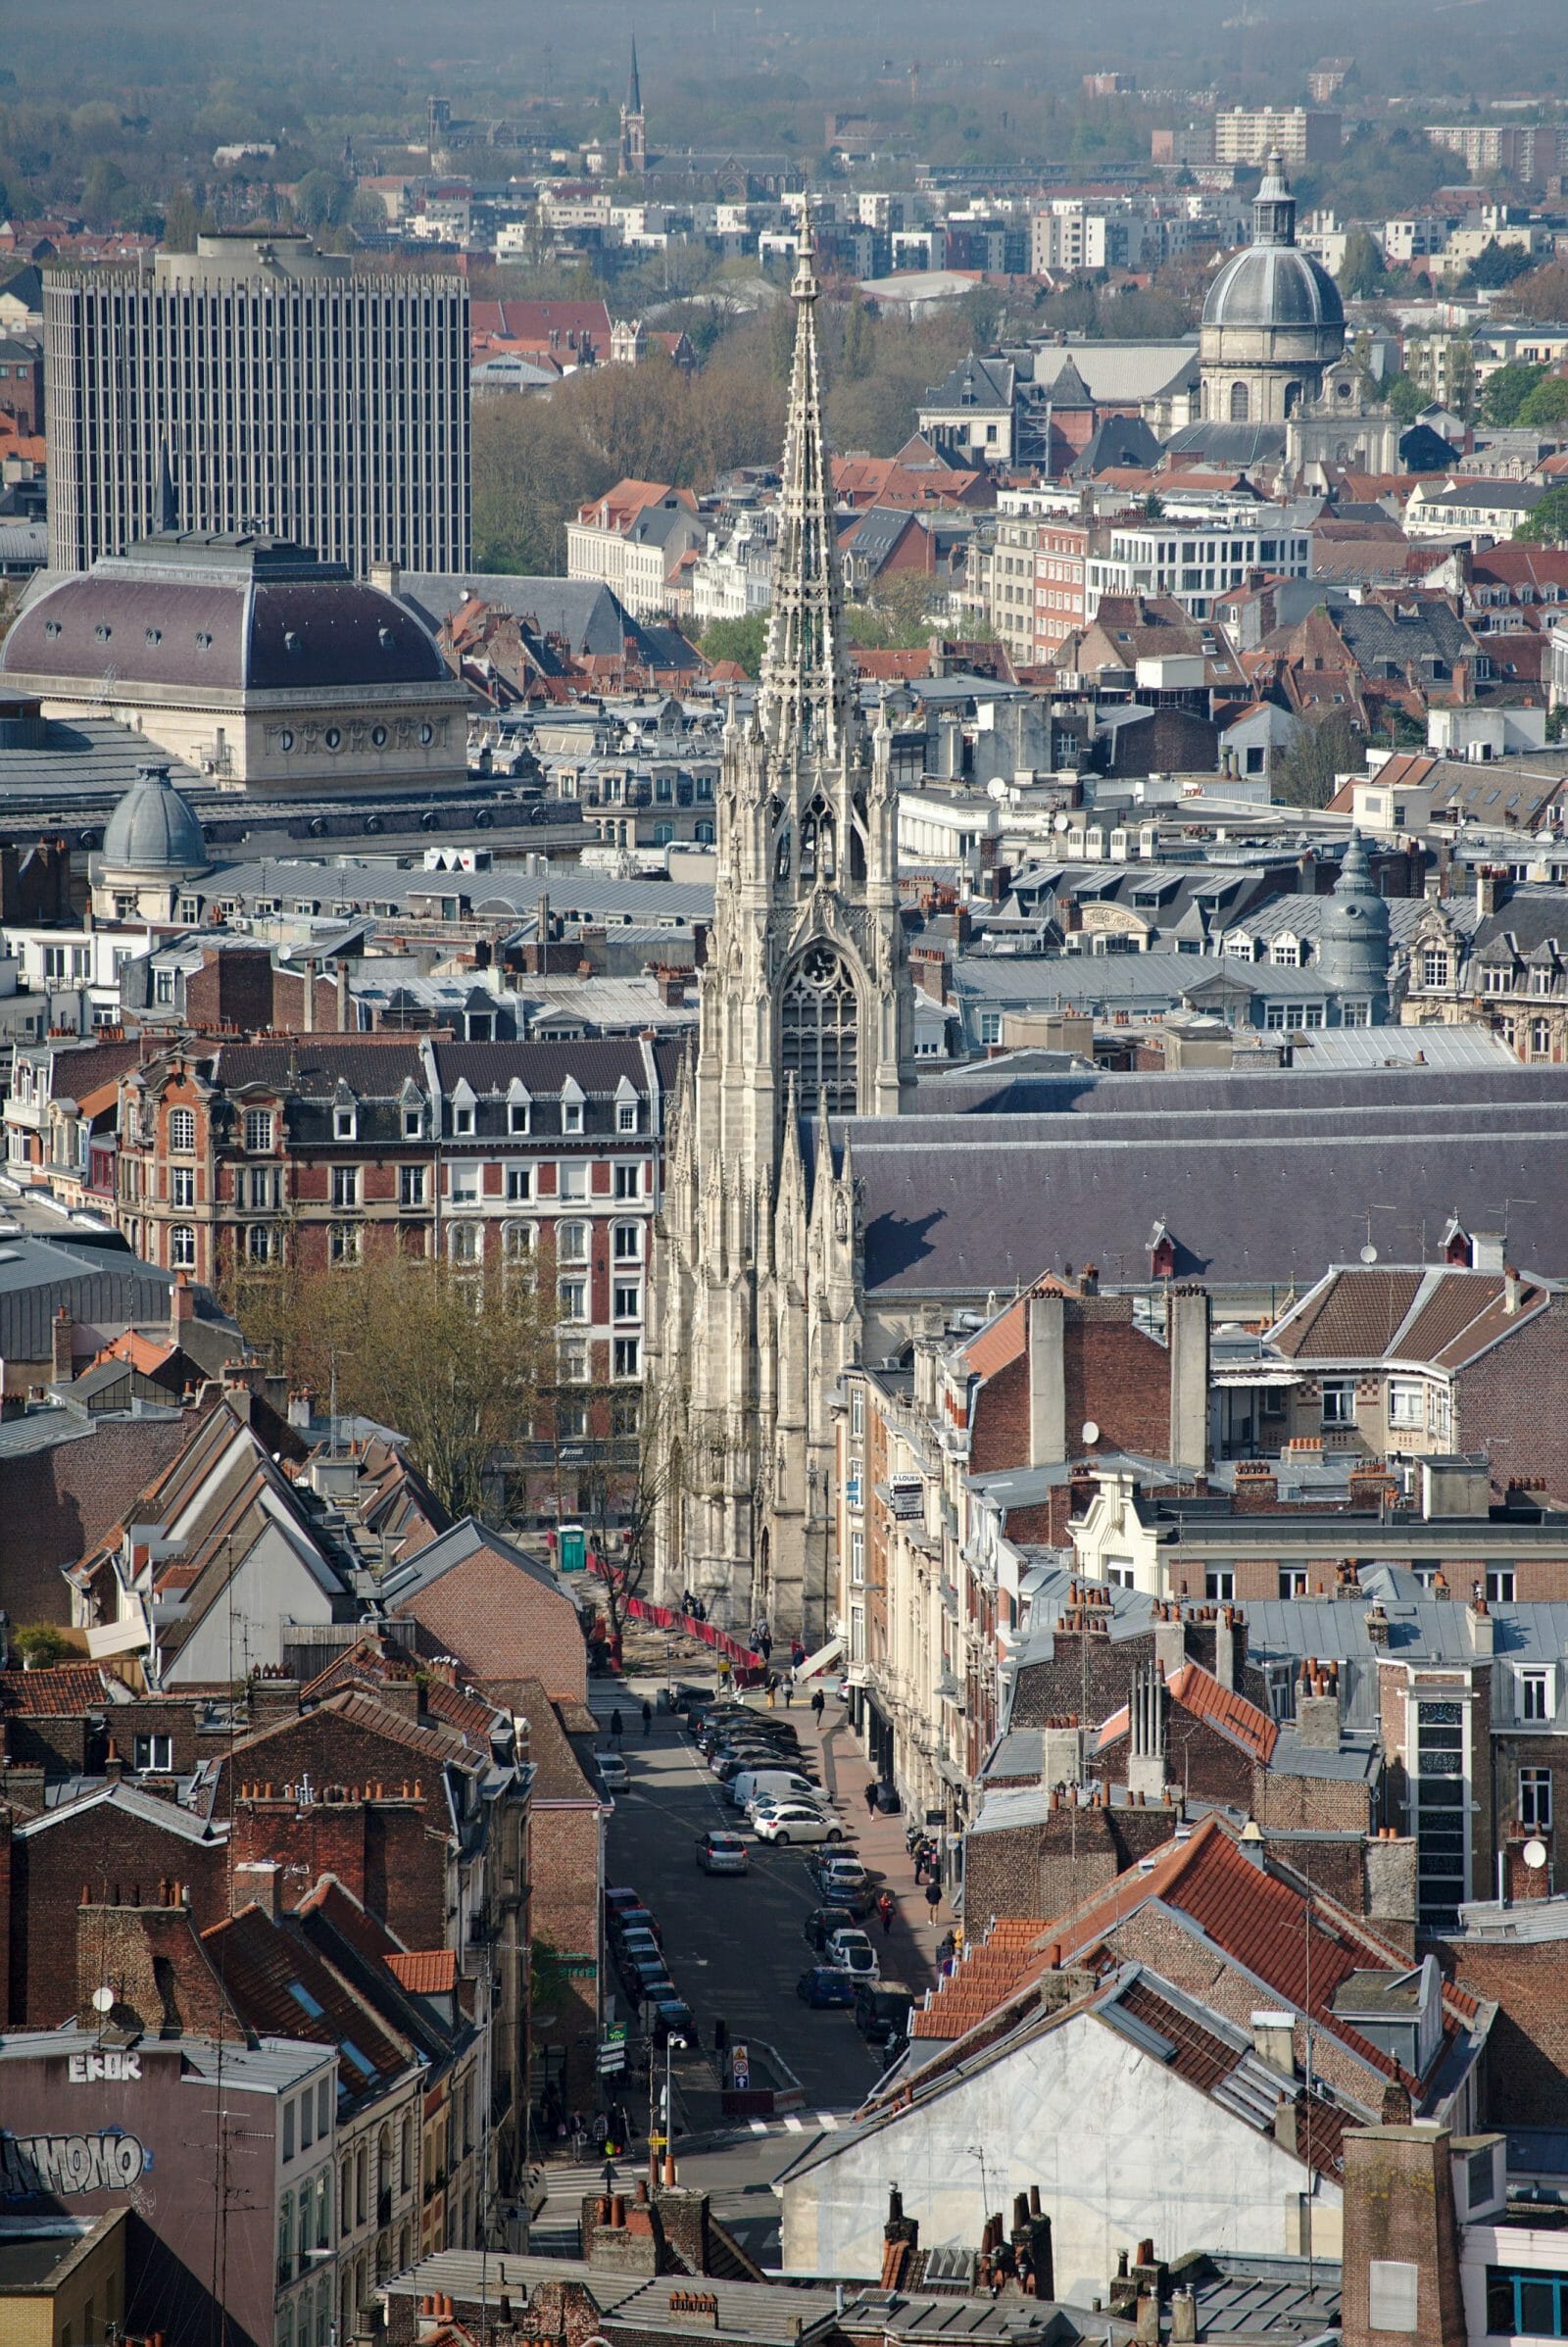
[44,231,469,575]
[648,212,913,1640]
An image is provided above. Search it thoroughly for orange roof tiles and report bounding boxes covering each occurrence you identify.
[386,1948,458,1995]
[0,1661,107,1714]
[1095,1662,1279,1764]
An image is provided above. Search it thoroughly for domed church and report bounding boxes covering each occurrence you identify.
[1200,154,1345,425]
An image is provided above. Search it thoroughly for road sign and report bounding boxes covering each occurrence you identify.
[598,2022,628,2076]
[730,2040,750,2089]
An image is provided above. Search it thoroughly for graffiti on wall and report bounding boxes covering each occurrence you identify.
[0,2130,148,2196]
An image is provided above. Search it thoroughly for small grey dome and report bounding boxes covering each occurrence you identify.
[1202,244,1345,333]
[101,764,208,875]
[1321,830,1390,944]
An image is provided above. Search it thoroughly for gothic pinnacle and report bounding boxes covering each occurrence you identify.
[756,194,858,774]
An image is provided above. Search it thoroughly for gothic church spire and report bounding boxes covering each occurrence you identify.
[757,203,857,771]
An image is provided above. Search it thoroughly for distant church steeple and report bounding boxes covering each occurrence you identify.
[618,37,647,176]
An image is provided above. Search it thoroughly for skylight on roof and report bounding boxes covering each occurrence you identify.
[287,1980,324,2018]
[340,2038,377,2078]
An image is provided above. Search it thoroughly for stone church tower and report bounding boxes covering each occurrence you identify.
[617,39,647,177]
[649,214,913,1640]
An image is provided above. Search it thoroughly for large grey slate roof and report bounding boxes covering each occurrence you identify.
[0,1233,172,1361]
[835,1062,1568,1295]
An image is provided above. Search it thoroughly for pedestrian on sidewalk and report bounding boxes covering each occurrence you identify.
[924,1877,943,1918]
[876,1889,896,1937]
[611,1707,624,1745]
[810,1688,825,1725]
[603,2157,617,2191]
[863,1780,878,1817]
[765,1673,778,1708]
[641,1699,653,1736]
[783,1677,793,1709]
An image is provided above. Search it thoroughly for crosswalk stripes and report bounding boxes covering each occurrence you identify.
[781,2115,804,2132]
[748,2118,768,2135]
[816,2112,840,2129]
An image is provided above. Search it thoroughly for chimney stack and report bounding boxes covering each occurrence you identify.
[1027,1290,1067,1469]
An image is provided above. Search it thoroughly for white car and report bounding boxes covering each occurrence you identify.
[748,1792,831,1829]
[753,1803,847,1847]
[824,1927,879,1978]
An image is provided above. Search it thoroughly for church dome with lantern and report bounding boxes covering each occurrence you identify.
[1200,155,1345,426]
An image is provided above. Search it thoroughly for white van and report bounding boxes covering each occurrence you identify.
[728,1767,823,1811]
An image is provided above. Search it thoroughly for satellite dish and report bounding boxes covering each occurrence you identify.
[987,776,1008,801]
[1360,1244,1379,1264]
[1081,1420,1101,1446]
[1524,1838,1548,1871]
[1054,811,1070,833]
[91,1985,115,2015]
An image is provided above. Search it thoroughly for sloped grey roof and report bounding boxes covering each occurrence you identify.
[837,1063,1568,1296]
[397,572,688,666]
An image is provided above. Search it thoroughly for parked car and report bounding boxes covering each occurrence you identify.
[595,1751,630,1792]
[855,1981,915,2049]
[754,1803,846,1847]
[627,1957,677,1999]
[810,1853,869,1896]
[730,1768,823,1811]
[797,1967,857,2010]
[695,1830,750,1874]
[712,1749,793,1785]
[651,1995,697,2046]
[604,1885,642,1919]
[610,1906,662,1948]
[824,1928,878,1978]
[804,1904,858,1953]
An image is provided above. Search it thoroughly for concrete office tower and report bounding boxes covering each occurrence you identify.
[44,230,469,575]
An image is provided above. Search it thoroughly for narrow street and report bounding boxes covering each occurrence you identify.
[528,1665,955,2264]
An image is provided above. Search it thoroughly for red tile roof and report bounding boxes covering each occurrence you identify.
[0,1661,108,1715]
[385,1948,458,1995]
[1095,1662,1277,1765]
[910,1917,1045,2038]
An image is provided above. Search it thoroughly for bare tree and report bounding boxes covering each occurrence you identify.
[222,1252,559,1520]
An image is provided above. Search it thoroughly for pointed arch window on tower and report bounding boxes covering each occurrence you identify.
[800,797,836,883]
[782,943,858,1111]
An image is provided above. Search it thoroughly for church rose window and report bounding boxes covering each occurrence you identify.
[781,943,858,1111]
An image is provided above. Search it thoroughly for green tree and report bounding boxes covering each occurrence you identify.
[291,169,350,230]
[1384,372,1426,424]
[14,1624,72,1667]
[1481,362,1546,425]
[1273,709,1363,810]
[1517,373,1568,428]
[161,189,201,253]
[1462,239,1538,291]
[1337,229,1386,300]
[699,612,768,674]
[1518,485,1568,544]
[840,301,875,382]
[80,155,125,228]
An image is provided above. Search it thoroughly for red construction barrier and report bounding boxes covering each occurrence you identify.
[625,1594,762,1672]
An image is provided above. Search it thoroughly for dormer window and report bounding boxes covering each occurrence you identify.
[403,1105,422,1138]
[333,1106,357,1142]
[563,1100,584,1134]
[509,1099,531,1136]
[454,1102,475,1137]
